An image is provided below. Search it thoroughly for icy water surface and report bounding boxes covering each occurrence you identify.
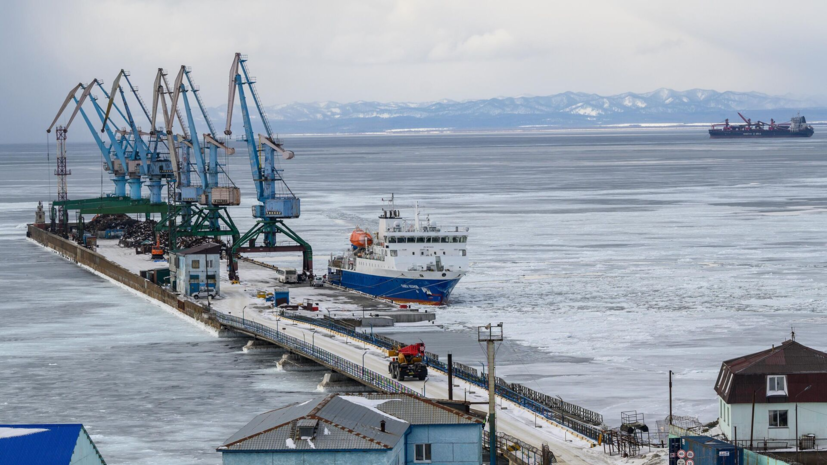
[3,129,827,461]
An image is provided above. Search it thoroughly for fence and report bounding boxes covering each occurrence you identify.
[281,313,604,441]
[215,313,418,395]
[484,430,556,465]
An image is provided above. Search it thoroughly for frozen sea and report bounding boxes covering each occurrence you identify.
[3,128,827,462]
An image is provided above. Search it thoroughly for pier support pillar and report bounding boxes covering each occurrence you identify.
[277,352,325,372]
[317,371,375,393]
[243,339,285,354]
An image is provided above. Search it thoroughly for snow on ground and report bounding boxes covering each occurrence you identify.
[97,240,168,274]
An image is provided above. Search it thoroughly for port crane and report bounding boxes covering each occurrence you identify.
[148,66,241,252]
[46,79,168,238]
[225,53,313,281]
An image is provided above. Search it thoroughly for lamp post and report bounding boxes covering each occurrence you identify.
[478,323,503,465]
[422,377,429,396]
[311,329,317,349]
[362,350,368,377]
[276,318,281,334]
[242,305,248,325]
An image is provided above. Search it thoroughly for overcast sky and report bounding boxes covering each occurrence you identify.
[3,0,826,142]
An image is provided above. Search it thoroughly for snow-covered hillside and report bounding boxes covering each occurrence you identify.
[204,89,824,134]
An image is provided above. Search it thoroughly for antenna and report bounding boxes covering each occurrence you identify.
[791,326,796,341]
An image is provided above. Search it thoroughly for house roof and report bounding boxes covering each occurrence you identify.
[723,340,827,375]
[177,243,221,256]
[0,424,92,465]
[219,393,481,453]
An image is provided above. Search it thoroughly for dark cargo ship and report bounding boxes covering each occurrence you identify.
[709,113,814,138]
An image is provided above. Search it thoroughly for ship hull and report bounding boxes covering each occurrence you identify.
[709,128,814,138]
[327,267,461,305]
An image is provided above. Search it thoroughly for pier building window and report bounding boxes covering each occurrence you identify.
[414,443,432,462]
[769,410,788,428]
[767,375,787,396]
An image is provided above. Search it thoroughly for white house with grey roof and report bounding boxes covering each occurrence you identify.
[217,393,483,465]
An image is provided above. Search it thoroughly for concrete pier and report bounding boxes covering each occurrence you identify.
[317,371,375,393]
[276,352,325,372]
[242,339,285,354]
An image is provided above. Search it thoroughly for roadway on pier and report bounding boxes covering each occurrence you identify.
[214,305,614,465]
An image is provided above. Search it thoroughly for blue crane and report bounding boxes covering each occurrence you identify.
[104,69,174,205]
[46,79,170,239]
[147,66,241,252]
[224,52,312,281]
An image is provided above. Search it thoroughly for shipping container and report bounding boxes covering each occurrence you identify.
[671,436,737,465]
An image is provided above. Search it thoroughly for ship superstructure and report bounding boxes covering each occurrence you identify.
[709,113,814,138]
[327,197,469,305]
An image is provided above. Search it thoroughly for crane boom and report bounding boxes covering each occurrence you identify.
[47,83,83,133]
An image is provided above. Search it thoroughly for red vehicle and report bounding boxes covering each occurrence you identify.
[388,343,428,381]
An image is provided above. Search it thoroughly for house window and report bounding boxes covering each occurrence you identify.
[769,410,788,428]
[414,443,432,462]
[767,375,787,396]
[191,259,200,269]
[723,372,732,395]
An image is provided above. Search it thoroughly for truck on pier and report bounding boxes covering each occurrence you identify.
[388,342,428,381]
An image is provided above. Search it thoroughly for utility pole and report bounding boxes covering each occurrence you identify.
[478,322,503,465]
[447,353,453,401]
[749,390,756,450]
[669,370,673,426]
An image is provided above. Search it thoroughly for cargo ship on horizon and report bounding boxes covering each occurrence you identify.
[327,196,468,305]
[709,113,814,138]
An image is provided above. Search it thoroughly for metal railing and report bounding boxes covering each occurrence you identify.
[279,313,603,440]
[484,430,556,464]
[215,313,418,395]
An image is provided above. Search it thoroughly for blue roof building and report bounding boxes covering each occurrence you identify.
[0,424,106,465]
[218,393,483,465]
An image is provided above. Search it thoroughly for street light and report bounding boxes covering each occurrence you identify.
[242,305,248,325]
[311,329,317,349]
[422,377,429,396]
[276,318,281,334]
[362,350,368,376]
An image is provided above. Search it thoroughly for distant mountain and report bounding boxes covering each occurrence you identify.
[206,89,827,134]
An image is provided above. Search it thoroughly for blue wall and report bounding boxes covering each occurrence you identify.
[405,424,482,465]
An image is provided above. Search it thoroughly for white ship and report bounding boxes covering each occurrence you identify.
[327,197,469,305]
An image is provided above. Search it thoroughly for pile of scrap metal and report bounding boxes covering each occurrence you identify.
[118,219,163,248]
[117,219,226,255]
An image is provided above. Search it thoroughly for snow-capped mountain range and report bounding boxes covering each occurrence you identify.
[207,89,826,134]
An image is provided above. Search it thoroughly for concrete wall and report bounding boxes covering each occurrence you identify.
[720,395,827,446]
[28,225,220,331]
[405,424,482,465]
[740,449,792,465]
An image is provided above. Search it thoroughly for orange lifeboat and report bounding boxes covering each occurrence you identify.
[350,228,373,248]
